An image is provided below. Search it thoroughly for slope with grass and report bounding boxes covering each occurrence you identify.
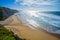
[0,24,24,40]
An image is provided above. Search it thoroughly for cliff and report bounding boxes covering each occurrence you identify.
[0,7,18,21]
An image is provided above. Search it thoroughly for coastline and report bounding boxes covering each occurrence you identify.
[4,15,60,40]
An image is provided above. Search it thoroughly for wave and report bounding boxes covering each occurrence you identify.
[16,11,60,34]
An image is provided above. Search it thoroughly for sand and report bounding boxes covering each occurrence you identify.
[4,15,60,40]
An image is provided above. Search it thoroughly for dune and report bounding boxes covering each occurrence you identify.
[4,15,60,40]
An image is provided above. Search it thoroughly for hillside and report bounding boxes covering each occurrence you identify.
[0,7,25,40]
[0,7,18,21]
[0,24,24,40]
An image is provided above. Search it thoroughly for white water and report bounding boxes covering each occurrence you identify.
[15,10,60,34]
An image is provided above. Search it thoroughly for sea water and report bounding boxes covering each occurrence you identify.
[16,11,60,34]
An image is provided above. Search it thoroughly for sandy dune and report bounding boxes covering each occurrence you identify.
[4,15,60,40]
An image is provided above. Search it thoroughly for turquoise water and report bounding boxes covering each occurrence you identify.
[16,11,60,34]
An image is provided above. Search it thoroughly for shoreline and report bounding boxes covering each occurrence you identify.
[4,15,60,40]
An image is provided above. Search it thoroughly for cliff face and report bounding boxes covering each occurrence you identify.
[0,7,18,21]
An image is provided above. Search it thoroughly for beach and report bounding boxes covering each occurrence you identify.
[4,15,60,40]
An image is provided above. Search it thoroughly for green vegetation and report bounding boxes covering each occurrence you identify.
[0,25,24,40]
[0,25,15,40]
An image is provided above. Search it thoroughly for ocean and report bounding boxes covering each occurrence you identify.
[16,11,60,34]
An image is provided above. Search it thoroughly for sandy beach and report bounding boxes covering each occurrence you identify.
[4,15,60,40]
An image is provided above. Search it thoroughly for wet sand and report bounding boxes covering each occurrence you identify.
[4,15,60,40]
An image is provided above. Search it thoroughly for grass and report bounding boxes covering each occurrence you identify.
[0,25,25,40]
[0,25,15,40]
